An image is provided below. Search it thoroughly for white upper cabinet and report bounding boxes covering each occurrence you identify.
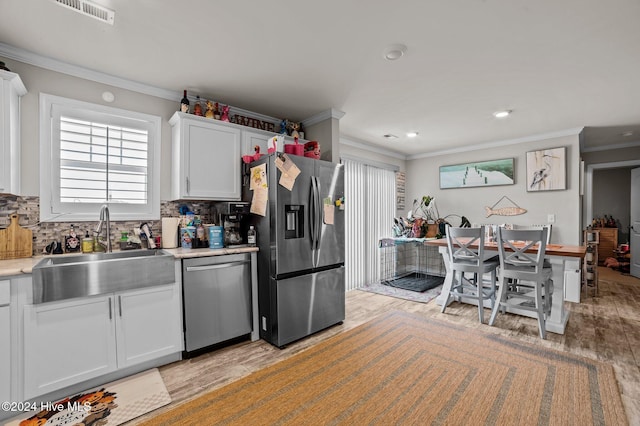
[170,112,242,200]
[0,70,27,195]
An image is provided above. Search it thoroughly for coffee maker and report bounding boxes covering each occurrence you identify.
[216,202,251,247]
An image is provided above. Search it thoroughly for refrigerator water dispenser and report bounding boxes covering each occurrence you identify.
[285,205,304,239]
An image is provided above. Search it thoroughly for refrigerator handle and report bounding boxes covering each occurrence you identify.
[314,176,322,250]
[309,177,317,251]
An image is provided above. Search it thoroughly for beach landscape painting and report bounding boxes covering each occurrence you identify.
[526,147,566,191]
[440,158,514,189]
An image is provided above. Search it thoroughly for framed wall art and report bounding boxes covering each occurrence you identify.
[439,158,514,189]
[526,146,566,191]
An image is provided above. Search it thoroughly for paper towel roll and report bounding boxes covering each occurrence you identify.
[161,217,180,248]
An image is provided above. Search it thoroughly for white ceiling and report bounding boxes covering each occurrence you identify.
[1,0,640,157]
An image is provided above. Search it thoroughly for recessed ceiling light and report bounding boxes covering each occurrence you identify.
[493,110,512,118]
[406,132,418,138]
[383,134,398,139]
[383,44,407,61]
[621,131,634,137]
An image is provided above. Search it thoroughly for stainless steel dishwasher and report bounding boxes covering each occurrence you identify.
[182,253,252,354]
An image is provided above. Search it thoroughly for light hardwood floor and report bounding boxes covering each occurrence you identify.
[133,266,640,424]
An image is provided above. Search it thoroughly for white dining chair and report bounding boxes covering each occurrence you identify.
[488,227,553,339]
[442,225,498,324]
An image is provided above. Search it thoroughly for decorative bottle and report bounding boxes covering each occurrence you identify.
[180,90,190,113]
[247,226,256,247]
[65,224,80,252]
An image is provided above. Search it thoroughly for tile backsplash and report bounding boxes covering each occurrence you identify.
[0,195,217,255]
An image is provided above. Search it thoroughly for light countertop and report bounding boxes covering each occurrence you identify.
[0,246,259,277]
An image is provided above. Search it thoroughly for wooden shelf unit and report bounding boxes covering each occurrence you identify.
[594,227,618,265]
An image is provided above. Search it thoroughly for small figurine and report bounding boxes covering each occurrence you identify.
[289,122,300,139]
[253,145,262,161]
[279,119,288,134]
[213,102,221,120]
[193,96,203,116]
[205,100,215,119]
[221,105,230,122]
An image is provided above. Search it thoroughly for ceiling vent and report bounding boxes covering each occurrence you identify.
[52,0,115,25]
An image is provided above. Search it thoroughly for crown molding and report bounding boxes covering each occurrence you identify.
[302,108,345,127]
[407,127,585,160]
[340,136,407,160]
[0,42,180,101]
[580,139,640,153]
[0,42,284,124]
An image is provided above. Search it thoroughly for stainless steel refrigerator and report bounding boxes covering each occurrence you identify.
[243,153,345,347]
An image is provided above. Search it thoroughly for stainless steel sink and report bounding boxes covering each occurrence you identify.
[32,250,176,304]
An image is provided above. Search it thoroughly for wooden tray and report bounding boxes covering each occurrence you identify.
[0,214,33,259]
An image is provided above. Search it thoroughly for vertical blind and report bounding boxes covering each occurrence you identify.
[343,158,396,291]
[59,116,149,204]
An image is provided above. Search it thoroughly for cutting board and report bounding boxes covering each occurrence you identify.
[0,214,33,260]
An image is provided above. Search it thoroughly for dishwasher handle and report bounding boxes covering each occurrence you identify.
[185,260,250,272]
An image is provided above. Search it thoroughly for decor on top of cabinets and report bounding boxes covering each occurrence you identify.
[304,140,321,159]
[221,105,230,122]
[484,195,527,217]
[214,102,221,119]
[526,146,566,191]
[205,100,215,119]
[193,96,203,116]
[279,119,288,134]
[267,135,284,154]
[439,158,514,189]
[180,89,189,113]
[287,121,301,138]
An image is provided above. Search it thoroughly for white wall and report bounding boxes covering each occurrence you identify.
[3,57,186,200]
[405,133,582,244]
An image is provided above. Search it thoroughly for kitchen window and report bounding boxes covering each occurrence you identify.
[39,94,161,222]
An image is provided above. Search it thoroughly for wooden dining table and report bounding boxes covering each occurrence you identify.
[425,238,586,334]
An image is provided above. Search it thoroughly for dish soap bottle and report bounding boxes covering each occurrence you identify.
[82,231,93,253]
[247,226,257,247]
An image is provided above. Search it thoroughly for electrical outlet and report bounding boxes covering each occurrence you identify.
[547,214,556,223]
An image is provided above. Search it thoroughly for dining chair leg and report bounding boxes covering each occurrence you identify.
[489,276,506,326]
[477,278,484,323]
[535,284,546,339]
[489,270,497,309]
[441,271,454,313]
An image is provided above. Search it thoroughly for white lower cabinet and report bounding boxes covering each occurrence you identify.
[23,284,182,399]
[115,285,182,368]
[0,280,11,403]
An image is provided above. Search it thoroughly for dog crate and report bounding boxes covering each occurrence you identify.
[378,238,445,292]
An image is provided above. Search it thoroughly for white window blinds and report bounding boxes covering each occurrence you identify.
[59,117,149,204]
[342,158,397,290]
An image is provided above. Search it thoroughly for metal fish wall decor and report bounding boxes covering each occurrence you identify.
[485,196,527,217]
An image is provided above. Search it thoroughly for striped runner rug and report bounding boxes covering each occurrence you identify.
[143,311,627,425]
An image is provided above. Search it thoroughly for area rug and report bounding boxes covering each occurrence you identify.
[358,281,443,303]
[139,311,627,425]
[7,368,171,426]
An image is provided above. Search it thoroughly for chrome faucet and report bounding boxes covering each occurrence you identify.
[94,204,112,252]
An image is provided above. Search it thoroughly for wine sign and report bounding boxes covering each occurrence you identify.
[232,114,276,132]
